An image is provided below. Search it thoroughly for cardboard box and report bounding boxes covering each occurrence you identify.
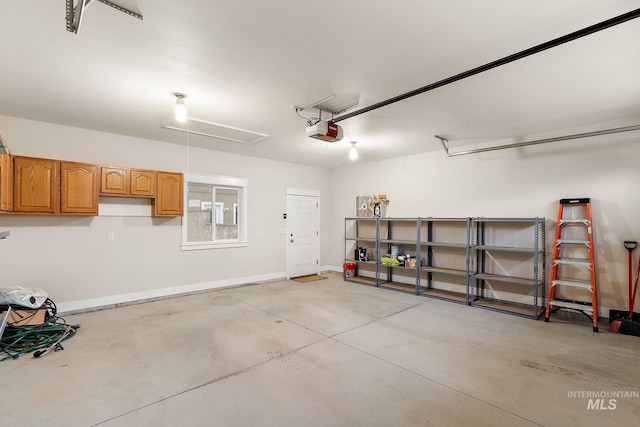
[0,308,47,326]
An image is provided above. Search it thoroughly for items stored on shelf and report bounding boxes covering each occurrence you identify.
[355,194,389,218]
[345,216,546,319]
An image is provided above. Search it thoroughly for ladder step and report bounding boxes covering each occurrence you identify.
[548,300,593,313]
[551,279,592,290]
[554,257,592,267]
[557,239,590,246]
[560,219,589,226]
[560,198,590,204]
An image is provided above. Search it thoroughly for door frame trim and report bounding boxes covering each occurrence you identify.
[286,187,320,197]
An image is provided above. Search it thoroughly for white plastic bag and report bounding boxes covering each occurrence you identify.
[0,286,48,309]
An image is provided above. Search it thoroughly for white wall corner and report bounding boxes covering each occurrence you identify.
[321,265,343,274]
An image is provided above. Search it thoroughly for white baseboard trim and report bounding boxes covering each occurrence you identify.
[57,267,617,321]
[57,271,288,315]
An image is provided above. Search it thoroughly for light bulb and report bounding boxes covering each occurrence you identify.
[349,141,358,160]
[175,93,187,123]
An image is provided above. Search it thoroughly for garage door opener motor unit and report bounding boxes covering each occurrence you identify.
[306,120,343,142]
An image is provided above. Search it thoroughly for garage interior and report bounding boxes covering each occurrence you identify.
[1,1,640,426]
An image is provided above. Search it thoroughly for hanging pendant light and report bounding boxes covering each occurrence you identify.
[349,141,358,160]
[174,93,187,123]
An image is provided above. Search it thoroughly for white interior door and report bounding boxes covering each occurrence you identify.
[287,190,320,278]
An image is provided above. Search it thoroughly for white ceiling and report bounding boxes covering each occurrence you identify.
[1,1,639,168]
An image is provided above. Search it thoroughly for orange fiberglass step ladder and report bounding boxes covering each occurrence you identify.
[545,198,599,332]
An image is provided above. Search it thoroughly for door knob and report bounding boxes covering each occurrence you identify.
[290,239,294,243]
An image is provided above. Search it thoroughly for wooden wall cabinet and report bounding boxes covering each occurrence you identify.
[61,161,100,214]
[100,167,128,195]
[13,156,60,213]
[154,171,183,217]
[100,167,156,197]
[0,154,12,211]
[130,169,156,197]
[12,157,99,215]
[4,155,183,218]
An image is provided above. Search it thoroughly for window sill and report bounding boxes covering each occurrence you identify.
[181,241,248,251]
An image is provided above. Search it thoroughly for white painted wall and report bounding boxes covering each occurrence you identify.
[327,129,640,315]
[0,116,331,312]
[2,114,639,317]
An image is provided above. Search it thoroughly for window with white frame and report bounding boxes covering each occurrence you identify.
[182,173,248,250]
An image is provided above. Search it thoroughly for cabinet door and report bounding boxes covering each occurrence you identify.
[13,156,59,213]
[154,171,183,217]
[61,161,100,214]
[101,166,128,195]
[0,154,13,211]
[130,169,156,197]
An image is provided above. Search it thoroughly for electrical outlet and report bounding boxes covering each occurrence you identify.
[108,232,114,241]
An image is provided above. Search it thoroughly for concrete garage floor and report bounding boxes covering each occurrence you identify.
[1,272,639,426]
